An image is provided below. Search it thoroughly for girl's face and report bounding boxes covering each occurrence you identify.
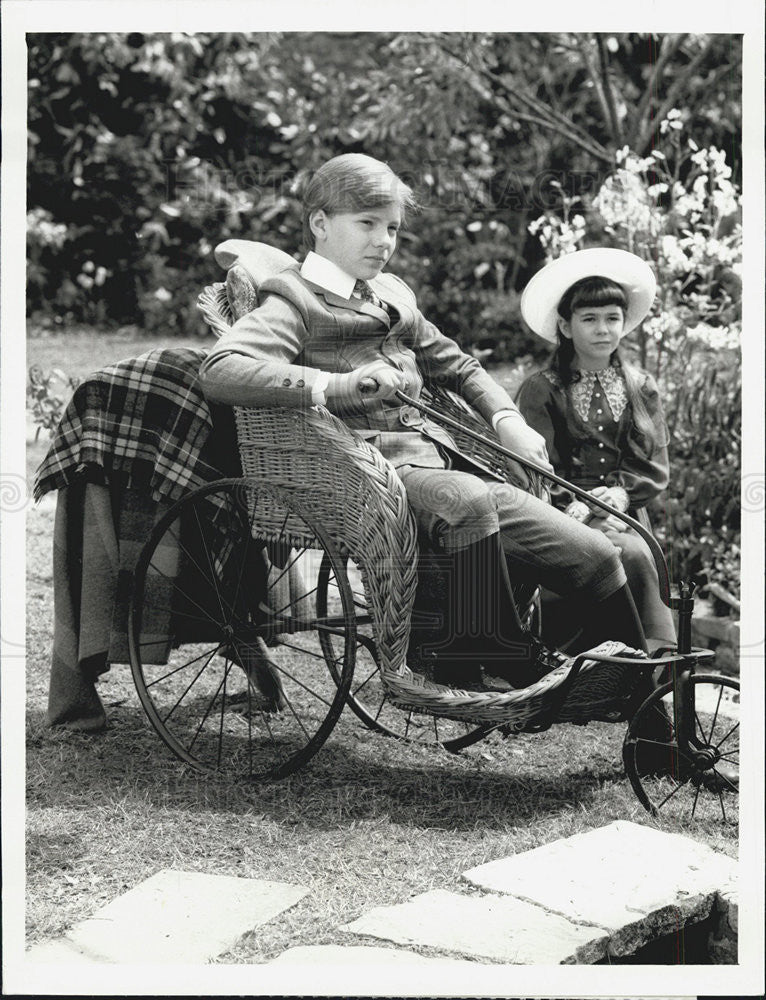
[309,202,401,280]
[559,303,625,369]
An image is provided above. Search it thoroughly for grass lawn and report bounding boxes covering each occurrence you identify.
[24,329,738,963]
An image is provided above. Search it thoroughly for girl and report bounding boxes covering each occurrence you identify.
[517,248,676,653]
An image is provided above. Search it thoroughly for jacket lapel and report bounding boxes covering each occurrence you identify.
[311,285,392,329]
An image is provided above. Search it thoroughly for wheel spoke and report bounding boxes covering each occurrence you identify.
[351,662,383,699]
[258,657,335,710]
[273,637,340,668]
[267,546,313,606]
[711,765,738,794]
[717,788,727,822]
[694,710,708,745]
[715,719,739,750]
[269,578,319,620]
[216,658,233,768]
[276,688,311,741]
[373,695,388,724]
[149,643,224,693]
[706,683,725,742]
[186,654,231,750]
[655,776,686,809]
[220,490,262,626]
[145,554,232,631]
[161,523,236,624]
[140,604,235,628]
[690,780,701,817]
[192,504,231,625]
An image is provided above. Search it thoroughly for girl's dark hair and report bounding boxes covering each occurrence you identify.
[551,276,658,458]
[557,274,628,320]
[301,154,417,251]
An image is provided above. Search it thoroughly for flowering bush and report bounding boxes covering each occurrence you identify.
[27,365,80,439]
[529,112,742,604]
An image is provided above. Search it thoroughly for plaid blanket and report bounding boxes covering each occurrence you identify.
[34,347,240,502]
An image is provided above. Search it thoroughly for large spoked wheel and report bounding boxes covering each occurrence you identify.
[315,553,492,752]
[623,673,739,824]
[129,479,356,781]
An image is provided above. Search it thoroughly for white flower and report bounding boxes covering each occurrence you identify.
[154,287,172,303]
[686,323,739,350]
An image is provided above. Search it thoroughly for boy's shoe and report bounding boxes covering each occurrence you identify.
[483,638,644,691]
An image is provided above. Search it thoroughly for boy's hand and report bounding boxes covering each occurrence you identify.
[326,362,407,410]
[495,414,553,472]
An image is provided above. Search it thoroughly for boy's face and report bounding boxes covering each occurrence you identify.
[310,202,401,280]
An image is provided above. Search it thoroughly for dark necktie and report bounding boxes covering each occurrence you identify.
[353,279,384,309]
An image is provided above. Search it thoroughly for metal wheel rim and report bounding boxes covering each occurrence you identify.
[623,673,739,823]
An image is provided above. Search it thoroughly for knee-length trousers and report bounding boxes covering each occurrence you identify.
[398,466,626,604]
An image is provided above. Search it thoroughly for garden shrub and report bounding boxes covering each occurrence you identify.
[27,365,80,440]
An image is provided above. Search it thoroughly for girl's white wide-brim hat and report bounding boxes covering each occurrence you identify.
[520,248,657,343]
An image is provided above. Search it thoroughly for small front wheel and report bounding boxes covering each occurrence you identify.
[623,673,739,823]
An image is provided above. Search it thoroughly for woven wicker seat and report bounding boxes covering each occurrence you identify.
[196,254,653,728]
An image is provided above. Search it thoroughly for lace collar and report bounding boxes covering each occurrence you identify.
[569,366,627,423]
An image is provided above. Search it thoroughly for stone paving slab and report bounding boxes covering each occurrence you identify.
[269,944,481,968]
[341,888,610,964]
[463,820,737,957]
[26,870,309,964]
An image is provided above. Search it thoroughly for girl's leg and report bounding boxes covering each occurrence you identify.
[595,525,677,652]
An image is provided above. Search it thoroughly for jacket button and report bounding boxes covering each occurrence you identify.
[398,405,420,426]
[282,378,291,387]
[296,379,305,388]
[598,442,604,449]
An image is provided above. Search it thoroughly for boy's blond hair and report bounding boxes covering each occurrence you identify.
[301,153,417,251]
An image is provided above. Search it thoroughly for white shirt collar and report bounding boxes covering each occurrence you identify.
[300,251,357,299]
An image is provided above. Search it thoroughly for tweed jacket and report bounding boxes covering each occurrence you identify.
[199,262,522,471]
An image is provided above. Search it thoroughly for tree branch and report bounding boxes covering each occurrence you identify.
[433,37,612,163]
[576,34,619,147]
[596,34,623,145]
[629,33,685,142]
[633,35,717,154]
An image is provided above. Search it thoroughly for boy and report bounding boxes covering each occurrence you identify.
[200,153,647,688]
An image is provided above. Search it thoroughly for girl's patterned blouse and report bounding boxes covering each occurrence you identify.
[516,364,670,512]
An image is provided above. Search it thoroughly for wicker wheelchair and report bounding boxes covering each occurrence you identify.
[127,245,739,824]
